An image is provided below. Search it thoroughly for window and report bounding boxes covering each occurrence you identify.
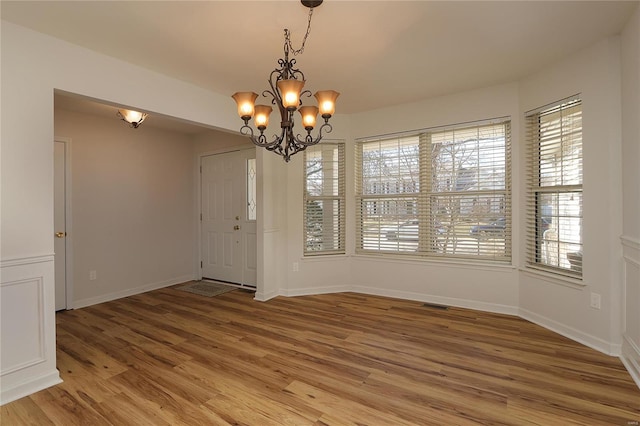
[303,142,345,255]
[247,158,257,221]
[356,118,511,262]
[526,96,582,278]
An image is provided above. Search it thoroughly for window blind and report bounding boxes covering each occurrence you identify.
[525,95,583,278]
[356,118,511,262]
[303,142,345,255]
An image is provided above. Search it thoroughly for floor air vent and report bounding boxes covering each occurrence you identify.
[422,303,449,310]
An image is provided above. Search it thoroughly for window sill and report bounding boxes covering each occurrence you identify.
[519,267,585,290]
[352,253,516,273]
[301,253,349,261]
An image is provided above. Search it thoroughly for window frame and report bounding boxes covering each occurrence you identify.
[303,141,346,256]
[355,118,512,263]
[525,95,583,279]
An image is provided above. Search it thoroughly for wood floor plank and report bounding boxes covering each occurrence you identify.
[27,386,111,426]
[2,286,639,425]
[284,380,418,426]
[0,397,55,426]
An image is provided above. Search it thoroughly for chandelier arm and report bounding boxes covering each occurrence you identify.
[269,67,283,86]
[266,70,286,119]
[285,59,305,82]
[275,126,296,162]
[262,89,277,102]
[293,122,333,148]
[240,124,282,149]
[265,127,289,155]
[300,89,312,101]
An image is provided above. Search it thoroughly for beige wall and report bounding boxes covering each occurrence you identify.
[54,109,196,307]
[620,5,640,385]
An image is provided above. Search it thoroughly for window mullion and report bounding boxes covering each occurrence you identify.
[420,132,431,254]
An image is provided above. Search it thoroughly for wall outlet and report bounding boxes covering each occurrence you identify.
[292,262,299,272]
[590,292,601,310]
[89,270,97,281]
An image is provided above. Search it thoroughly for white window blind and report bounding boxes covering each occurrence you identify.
[303,142,345,255]
[356,119,511,261]
[525,96,583,278]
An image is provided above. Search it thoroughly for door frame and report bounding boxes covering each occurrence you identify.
[196,145,257,284]
[54,137,74,310]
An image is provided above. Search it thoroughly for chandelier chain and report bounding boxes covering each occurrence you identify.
[285,6,314,56]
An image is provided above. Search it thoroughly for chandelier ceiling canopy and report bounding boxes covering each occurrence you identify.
[231,0,339,162]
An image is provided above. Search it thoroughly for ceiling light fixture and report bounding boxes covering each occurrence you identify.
[231,0,339,162]
[117,109,148,129]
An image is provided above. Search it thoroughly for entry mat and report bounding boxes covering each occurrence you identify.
[176,280,237,297]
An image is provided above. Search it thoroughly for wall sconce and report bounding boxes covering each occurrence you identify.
[117,109,147,128]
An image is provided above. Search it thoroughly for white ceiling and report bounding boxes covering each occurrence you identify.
[2,1,638,131]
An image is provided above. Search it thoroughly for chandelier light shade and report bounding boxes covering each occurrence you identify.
[277,79,305,110]
[231,92,259,120]
[298,105,319,130]
[231,0,339,162]
[315,90,339,117]
[117,109,148,128]
[254,104,273,130]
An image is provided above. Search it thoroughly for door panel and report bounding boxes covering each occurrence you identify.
[201,149,256,286]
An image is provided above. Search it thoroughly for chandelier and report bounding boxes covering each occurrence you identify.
[231,0,339,162]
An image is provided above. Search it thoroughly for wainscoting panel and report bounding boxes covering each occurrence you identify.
[1,277,45,374]
[0,255,61,405]
[621,235,640,389]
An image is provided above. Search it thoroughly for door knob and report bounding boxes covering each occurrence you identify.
[234,225,240,230]
[55,232,66,238]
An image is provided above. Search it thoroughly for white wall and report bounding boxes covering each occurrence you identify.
[344,83,521,314]
[1,22,238,261]
[518,37,624,355]
[192,129,250,155]
[0,21,246,404]
[620,6,640,386]
[283,114,353,297]
[54,109,196,307]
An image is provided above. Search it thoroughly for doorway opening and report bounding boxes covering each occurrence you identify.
[200,148,257,289]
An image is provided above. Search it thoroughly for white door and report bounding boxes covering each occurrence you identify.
[201,149,257,287]
[54,140,67,310]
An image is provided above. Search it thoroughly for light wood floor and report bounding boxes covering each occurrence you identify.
[2,284,639,425]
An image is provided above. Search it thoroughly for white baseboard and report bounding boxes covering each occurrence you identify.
[73,274,194,309]
[352,285,519,316]
[280,284,352,298]
[254,288,279,302]
[621,334,640,390]
[519,307,621,356]
[1,369,61,406]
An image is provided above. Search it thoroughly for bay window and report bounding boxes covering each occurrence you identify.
[356,118,511,262]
